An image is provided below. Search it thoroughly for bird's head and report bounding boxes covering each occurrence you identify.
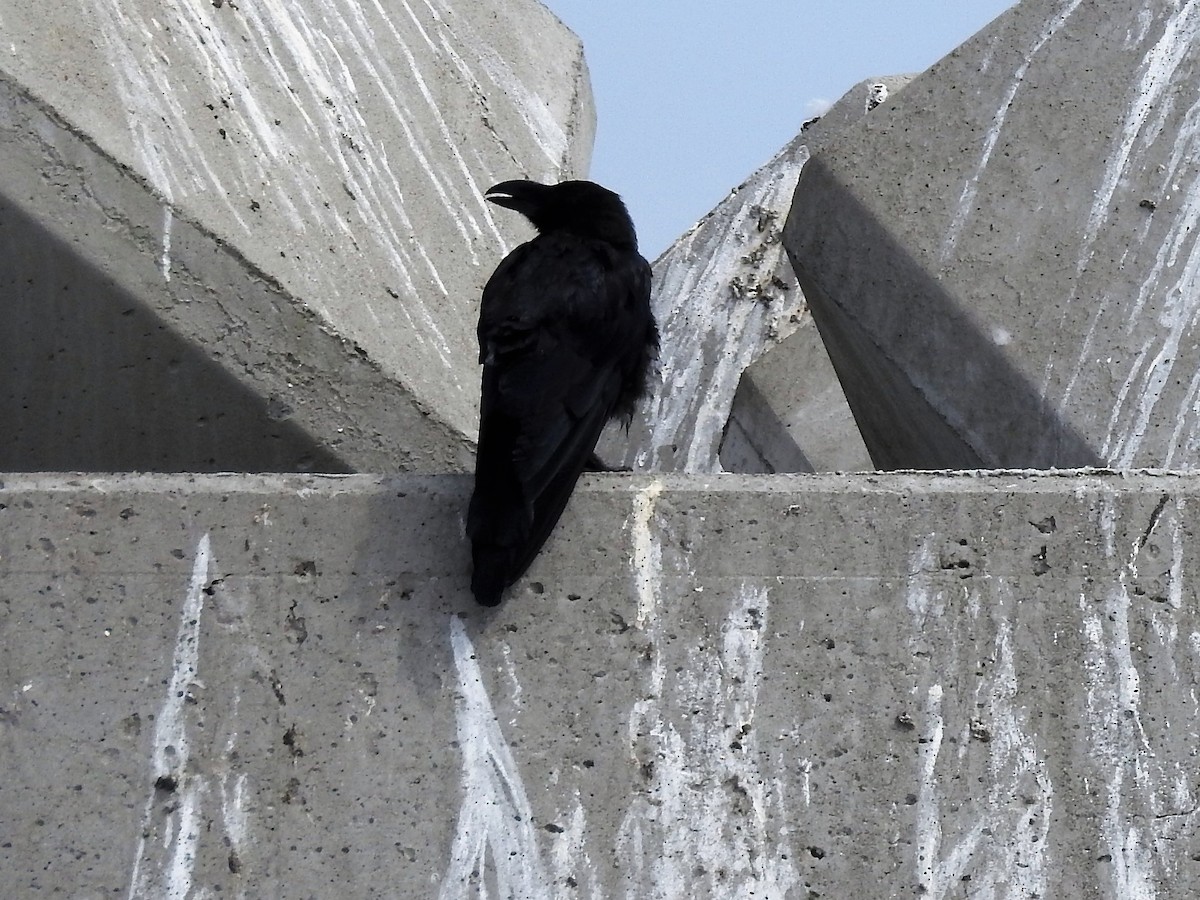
[485,179,639,250]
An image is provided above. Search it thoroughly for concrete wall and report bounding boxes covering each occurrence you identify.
[719,323,873,473]
[2,472,1198,898]
[0,0,593,473]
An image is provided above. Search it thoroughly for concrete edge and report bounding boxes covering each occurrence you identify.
[2,468,1195,495]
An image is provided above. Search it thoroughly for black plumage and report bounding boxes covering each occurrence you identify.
[467,179,659,606]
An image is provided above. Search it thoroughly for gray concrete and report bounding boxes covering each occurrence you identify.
[3,471,1199,897]
[606,77,912,475]
[786,0,1200,471]
[596,136,807,473]
[719,78,915,475]
[0,0,592,472]
[719,322,874,472]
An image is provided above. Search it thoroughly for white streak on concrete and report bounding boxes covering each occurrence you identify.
[1082,0,1200,252]
[940,0,1084,262]
[1081,498,1160,896]
[907,566,1054,896]
[1169,498,1186,609]
[89,3,222,209]
[126,534,212,900]
[976,30,1001,76]
[165,783,204,900]
[325,0,474,256]
[914,683,966,895]
[91,0,537,396]
[244,0,455,299]
[974,617,1054,896]
[1061,4,1200,444]
[1081,596,1158,898]
[376,0,514,246]
[1109,87,1200,465]
[440,616,552,900]
[1101,339,1154,459]
[1128,9,1156,46]
[160,206,173,283]
[722,586,767,741]
[549,800,598,898]
[219,770,250,900]
[500,642,523,714]
[905,534,940,622]
[912,621,1054,900]
[220,773,249,857]
[425,1,568,172]
[1165,365,1200,467]
[912,681,988,897]
[155,534,210,785]
[630,480,664,630]
[1112,508,1151,753]
[616,584,800,899]
[172,0,284,162]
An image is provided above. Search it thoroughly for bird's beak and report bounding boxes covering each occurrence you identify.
[484,182,528,212]
[485,179,542,212]
[484,187,516,204]
[484,188,517,209]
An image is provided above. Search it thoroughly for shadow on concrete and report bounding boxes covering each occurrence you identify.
[341,475,490,703]
[0,190,352,473]
[787,155,1104,470]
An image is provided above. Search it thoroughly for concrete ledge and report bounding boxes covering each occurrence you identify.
[2,472,1197,896]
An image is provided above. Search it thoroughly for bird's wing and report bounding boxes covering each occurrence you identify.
[469,234,648,591]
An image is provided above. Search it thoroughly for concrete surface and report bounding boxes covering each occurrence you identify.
[719,323,874,472]
[596,136,807,474]
[0,0,592,472]
[717,78,916,476]
[3,471,1199,898]
[606,77,911,475]
[786,0,1200,471]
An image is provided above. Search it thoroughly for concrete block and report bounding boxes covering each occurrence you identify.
[2,471,1199,896]
[719,77,915,475]
[606,77,911,474]
[0,0,592,472]
[786,0,1200,470]
[719,321,874,472]
[596,137,807,473]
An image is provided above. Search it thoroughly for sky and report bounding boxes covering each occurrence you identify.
[539,1,1017,259]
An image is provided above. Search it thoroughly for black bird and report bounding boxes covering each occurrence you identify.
[467,179,659,606]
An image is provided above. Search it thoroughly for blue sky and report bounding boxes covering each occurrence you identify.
[540,1,1017,258]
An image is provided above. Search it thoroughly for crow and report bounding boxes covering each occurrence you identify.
[467,179,659,607]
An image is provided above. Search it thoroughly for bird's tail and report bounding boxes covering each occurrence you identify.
[471,546,511,607]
